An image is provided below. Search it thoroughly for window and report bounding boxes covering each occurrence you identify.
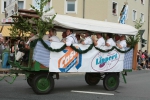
[32,0,52,11]
[141,0,145,4]
[4,1,6,9]
[112,2,117,15]
[1,0,6,13]
[18,1,24,9]
[65,0,77,13]
[44,1,52,11]
[132,10,137,21]
[140,13,144,23]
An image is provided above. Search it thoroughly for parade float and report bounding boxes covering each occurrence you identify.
[0,0,139,94]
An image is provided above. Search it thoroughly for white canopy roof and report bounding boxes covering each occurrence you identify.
[43,13,138,35]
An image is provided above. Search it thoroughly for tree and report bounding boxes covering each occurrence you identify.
[126,19,144,47]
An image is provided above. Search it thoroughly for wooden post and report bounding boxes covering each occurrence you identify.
[132,43,138,70]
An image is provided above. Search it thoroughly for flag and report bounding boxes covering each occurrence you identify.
[119,3,128,24]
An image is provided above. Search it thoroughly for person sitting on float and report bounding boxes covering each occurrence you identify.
[80,31,92,45]
[105,33,116,47]
[49,29,60,42]
[116,35,127,49]
[26,32,38,45]
[75,33,82,43]
[92,33,105,48]
[42,29,60,42]
[114,34,120,43]
[61,32,67,42]
[62,29,78,46]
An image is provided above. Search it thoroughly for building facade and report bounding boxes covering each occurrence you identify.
[0,0,149,52]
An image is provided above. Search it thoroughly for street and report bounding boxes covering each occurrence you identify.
[0,70,150,100]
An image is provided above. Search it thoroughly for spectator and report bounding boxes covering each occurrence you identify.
[141,52,146,69]
[147,62,150,69]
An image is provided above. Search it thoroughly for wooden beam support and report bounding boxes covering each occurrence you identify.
[18,9,37,14]
[132,43,138,70]
[19,13,39,19]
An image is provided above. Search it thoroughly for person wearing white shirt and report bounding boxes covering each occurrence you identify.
[63,29,78,46]
[106,33,116,47]
[116,35,127,49]
[92,33,105,48]
[114,34,120,43]
[61,32,67,42]
[26,33,39,44]
[49,29,60,42]
[81,32,92,45]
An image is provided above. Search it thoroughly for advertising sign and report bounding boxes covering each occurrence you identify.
[49,42,124,72]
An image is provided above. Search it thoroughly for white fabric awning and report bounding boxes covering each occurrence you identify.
[43,13,138,35]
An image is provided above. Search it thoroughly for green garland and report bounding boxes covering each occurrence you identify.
[70,44,94,54]
[30,38,134,54]
[95,46,134,53]
[39,38,66,52]
[30,39,39,48]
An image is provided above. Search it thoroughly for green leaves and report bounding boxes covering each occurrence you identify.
[134,18,144,30]
[30,39,133,54]
[126,19,144,46]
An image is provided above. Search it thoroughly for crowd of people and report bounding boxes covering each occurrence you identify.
[137,50,150,70]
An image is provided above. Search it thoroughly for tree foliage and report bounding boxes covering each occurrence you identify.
[126,19,144,46]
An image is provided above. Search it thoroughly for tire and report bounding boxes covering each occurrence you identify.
[27,74,34,87]
[103,73,119,91]
[32,74,54,94]
[85,73,101,86]
[27,78,32,87]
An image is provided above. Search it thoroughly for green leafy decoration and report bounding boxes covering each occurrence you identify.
[30,39,133,54]
[39,38,66,52]
[126,18,144,46]
[95,46,134,53]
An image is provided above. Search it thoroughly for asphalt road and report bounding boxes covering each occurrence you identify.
[0,70,150,100]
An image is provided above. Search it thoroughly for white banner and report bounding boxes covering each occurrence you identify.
[5,0,18,18]
[49,42,124,72]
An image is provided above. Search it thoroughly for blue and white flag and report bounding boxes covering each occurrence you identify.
[119,4,128,24]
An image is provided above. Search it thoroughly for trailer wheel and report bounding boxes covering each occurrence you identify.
[85,73,100,86]
[103,73,119,91]
[32,74,54,94]
[27,74,34,87]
